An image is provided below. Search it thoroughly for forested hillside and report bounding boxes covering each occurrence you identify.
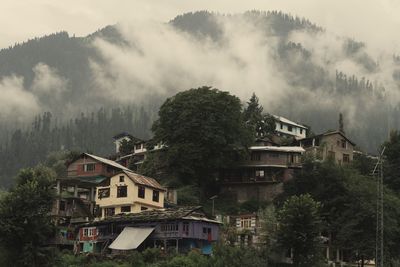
[1,10,400,187]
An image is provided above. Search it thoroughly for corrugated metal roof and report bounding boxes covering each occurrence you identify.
[249,146,305,153]
[109,227,154,250]
[84,153,131,172]
[123,170,166,191]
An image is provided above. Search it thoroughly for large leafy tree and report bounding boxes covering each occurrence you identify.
[149,86,252,193]
[277,194,323,267]
[0,165,56,267]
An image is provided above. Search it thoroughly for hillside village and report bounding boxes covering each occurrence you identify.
[49,105,359,265]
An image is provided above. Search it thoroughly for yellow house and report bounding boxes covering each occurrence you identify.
[96,170,166,219]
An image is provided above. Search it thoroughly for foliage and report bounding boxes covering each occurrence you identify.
[0,165,56,267]
[281,161,400,264]
[383,130,400,192]
[277,194,323,267]
[243,93,276,138]
[0,106,154,188]
[259,205,279,263]
[149,86,252,194]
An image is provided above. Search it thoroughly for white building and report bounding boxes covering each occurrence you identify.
[273,115,308,139]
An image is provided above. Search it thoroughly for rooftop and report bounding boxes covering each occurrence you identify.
[87,206,220,226]
[122,170,166,191]
[249,146,305,153]
[273,115,308,129]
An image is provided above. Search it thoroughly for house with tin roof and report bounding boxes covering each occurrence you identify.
[96,170,166,219]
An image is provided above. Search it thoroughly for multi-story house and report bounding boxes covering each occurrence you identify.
[220,144,304,203]
[96,170,166,218]
[273,115,308,139]
[77,206,220,254]
[298,130,355,164]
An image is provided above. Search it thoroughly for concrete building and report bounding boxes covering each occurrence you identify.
[220,144,304,203]
[273,115,308,139]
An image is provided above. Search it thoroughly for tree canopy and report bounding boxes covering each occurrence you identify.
[277,194,323,267]
[148,86,252,194]
[0,165,56,267]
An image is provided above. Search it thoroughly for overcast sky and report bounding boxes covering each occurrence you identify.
[1,0,400,52]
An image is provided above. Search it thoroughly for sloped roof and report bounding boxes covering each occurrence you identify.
[87,206,220,226]
[83,153,131,172]
[298,130,356,146]
[122,170,166,191]
[273,115,308,129]
[249,146,305,153]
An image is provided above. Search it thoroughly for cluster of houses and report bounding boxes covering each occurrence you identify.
[49,114,356,263]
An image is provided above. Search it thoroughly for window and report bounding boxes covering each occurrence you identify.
[343,154,350,163]
[138,186,145,199]
[59,200,66,211]
[135,144,142,150]
[105,207,115,217]
[183,222,189,235]
[241,217,252,228]
[98,188,110,199]
[83,163,95,172]
[341,139,347,149]
[251,152,261,161]
[119,176,124,183]
[300,129,303,134]
[121,206,131,212]
[117,186,127,198]
[280,123,283,130]
[83,227,96,237]
[84,228,88,237]
[287,125,293,132]
[153,190,160,202]
[161,223,178,232]
[141,206,148,211]
[255,170,265,178]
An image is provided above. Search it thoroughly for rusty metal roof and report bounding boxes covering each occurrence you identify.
[123,170,166,191]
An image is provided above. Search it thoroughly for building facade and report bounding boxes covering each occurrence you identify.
[273,115,308,139]
[96,170,166,218]
[220,145,304,203]
[298,130,355,164]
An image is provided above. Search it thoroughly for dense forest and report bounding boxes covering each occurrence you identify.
[0,106,153,187]
[1,10,400,187]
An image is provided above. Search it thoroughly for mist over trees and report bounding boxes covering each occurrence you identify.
[1,10,400,187]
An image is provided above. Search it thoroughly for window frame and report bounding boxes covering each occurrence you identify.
[152,190,160,202]
[138,186,145,199]
[117,186,127,198]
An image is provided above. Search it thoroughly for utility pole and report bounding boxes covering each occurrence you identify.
[373,147,385,267]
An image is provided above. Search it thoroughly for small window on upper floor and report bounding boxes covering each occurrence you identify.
[119,176,124,183]
[287,125,293,132]
[300,129,303,134]
[117,186,127,198]
[280,123,283,130]
[135,144,142,150]
[83,163,95,172]
[153,190,160,202]
[251,152,261,161]
[341,139,346,149]
[138,186,145,199]
[98,188,110,199]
